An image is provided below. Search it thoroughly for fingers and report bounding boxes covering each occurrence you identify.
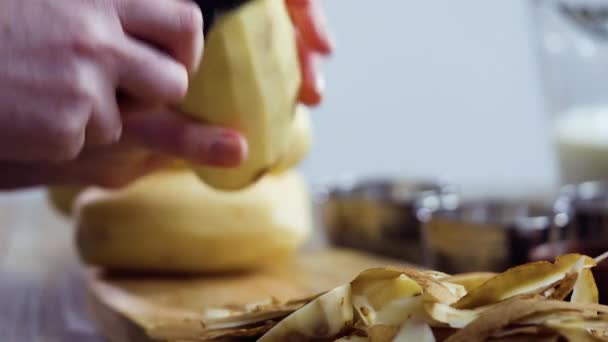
[61,146,170,188]
[115,35,189,105]
[0,146,171,190]
[286,0,333,55]
[122,108,248,168]
[296,32,323,106]
[115,0,204,73]
[84,0,204,145]
[287,0,331,106]
[86,71,122,146]
[92,153,173,189]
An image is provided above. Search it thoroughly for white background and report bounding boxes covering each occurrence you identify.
[301,0,558,195]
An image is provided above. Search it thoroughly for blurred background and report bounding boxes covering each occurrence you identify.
[303,0,555,195]
[313,0,608,303]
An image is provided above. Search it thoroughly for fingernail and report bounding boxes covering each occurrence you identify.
[206,132,247,167]
[190,33,204,75]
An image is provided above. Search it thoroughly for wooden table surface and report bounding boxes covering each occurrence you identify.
[0,188,333,342]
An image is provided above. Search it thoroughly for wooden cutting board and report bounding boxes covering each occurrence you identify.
[86,248,410,342]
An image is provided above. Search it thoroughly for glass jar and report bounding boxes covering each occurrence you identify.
[532,0,608,185]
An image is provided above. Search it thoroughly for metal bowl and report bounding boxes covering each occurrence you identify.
[423,198,571,273]
[559,181,608,240]
[317,178,457,265]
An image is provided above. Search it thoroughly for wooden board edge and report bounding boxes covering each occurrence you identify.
[86,280,160,342]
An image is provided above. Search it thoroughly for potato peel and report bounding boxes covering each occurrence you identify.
[258,284,353,342]
[546,325,602,342]
[424,302,479,328]
[544,318,608,341]
[439,272,496,292]
[490,326,543,338]
[546,272,578,301]
[257,253,608,342]
[571,268,599,305]
[453,254,592,309]
[445,298,596,342]
[367,325,399,341]
[334,336,369,342]
[352,268,458,305]
[391,319,435,342]
[374,297,424,326]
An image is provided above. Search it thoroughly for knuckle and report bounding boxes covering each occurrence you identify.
[71,20,101,51]
[91,116,123,146]
[69,15,116,60]
[61,63,85,92]
[175,125,197,154]
[46,111,88,161]
[59,61,97,102]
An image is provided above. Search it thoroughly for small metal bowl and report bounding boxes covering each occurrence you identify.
[559,181,608,240]
[317,178,458,266]
[423,198,571,273]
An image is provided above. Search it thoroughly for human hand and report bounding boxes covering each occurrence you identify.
[287,0,334,106]
[0,0,204,162]
[0,0,331,190]
[0,107,247,190]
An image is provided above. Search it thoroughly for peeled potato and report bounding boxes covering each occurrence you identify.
[75,169,312,273]
[271,105,313,174]
[180,0,300,190]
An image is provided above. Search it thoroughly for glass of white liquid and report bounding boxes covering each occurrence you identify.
[533,0,608,185]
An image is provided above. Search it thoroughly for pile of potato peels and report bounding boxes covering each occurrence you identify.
[251,252,608,341]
